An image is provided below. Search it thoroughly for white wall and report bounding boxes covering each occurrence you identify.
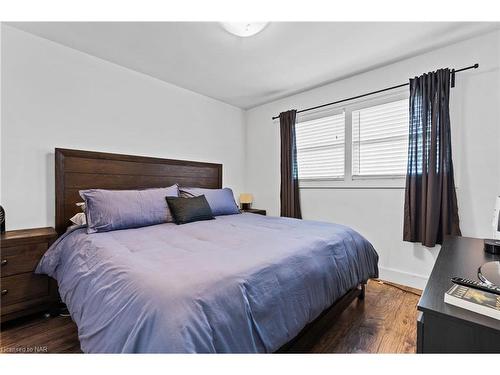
[1,25,246,230]
[245,30,500,289]
[2,25,499,290]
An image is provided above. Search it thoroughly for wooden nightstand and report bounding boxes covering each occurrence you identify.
[241,209,266,216]
[1,227,58,323]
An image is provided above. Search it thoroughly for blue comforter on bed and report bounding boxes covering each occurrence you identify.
[36,213,378,353]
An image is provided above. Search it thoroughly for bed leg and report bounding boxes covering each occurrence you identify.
[358,284,366,300]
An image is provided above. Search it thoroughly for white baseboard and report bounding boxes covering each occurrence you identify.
[378,266,429,290]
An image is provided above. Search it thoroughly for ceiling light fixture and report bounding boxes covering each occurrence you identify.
[220,22,269,37]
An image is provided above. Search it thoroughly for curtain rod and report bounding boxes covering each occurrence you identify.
[271,63,479,120]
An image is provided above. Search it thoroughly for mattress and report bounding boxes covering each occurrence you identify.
[36,213,379,353]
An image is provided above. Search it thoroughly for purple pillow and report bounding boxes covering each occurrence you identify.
[180,187,240,216]
[80,185,179,234]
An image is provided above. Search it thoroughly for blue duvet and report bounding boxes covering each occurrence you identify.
[36,213,378,353]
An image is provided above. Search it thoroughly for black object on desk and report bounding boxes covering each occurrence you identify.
[484,239,500,254]
[451,276,500,295]
[417,236,500,353]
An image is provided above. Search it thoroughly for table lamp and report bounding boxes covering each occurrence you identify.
[239,193,253,210]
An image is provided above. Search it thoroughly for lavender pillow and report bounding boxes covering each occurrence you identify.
[80,185,179,234]
[180,187,240,216]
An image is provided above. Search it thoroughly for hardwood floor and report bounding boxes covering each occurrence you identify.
[304,280,420,353]
[0,314,81,353]
[0,280,420,354]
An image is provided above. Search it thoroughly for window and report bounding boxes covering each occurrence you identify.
[352,99,409,177]
[294,94,409,186]
[295,113,345,180]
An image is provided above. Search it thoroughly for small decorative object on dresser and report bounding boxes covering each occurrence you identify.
[484,239,500,254]
[0,227,58,323]
[484,196,500,254]
[0,205,5,233]
[493,196,500,240]
[239,193,253,210]
[241,208,266,216]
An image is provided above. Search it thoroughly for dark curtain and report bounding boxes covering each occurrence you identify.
[279,110,302,219]
[403,68,461,247]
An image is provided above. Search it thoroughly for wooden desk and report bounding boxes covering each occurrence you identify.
[417,236,500,353]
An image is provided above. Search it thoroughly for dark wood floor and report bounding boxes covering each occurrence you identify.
[0,280,420,354]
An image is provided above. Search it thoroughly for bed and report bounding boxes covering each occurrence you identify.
[36,148,379,353]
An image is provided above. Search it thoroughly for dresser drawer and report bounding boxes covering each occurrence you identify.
[1,243,48,277]
[0,273,50,306]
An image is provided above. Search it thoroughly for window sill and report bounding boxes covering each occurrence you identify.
[352,174,406,180]
[299,177,406,189]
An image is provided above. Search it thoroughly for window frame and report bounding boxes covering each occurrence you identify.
[294,108,346,182]
[296,89,409,189]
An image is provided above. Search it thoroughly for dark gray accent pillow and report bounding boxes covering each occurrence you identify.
[166,195,215,225]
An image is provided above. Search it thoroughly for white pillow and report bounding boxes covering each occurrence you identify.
[70,212,87,226]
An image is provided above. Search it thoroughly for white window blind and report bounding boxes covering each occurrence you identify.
[352,99,409,176]
[295,113,345,179]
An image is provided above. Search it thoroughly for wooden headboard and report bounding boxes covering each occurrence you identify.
[55,148,222,235]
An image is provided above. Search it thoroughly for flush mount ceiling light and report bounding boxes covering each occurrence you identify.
[220,22,269,37]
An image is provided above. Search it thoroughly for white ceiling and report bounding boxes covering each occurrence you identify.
[7,22,500,109]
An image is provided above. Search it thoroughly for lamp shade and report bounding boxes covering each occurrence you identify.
[239,193,253,204]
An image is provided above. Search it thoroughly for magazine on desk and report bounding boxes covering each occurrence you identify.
[445,284,500,320]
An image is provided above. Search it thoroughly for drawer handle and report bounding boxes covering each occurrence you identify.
[1,289,8,296]
[1,259,7,266]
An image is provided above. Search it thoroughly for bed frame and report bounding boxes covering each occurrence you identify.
[55,148,222,235]
[54,148,365,353]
